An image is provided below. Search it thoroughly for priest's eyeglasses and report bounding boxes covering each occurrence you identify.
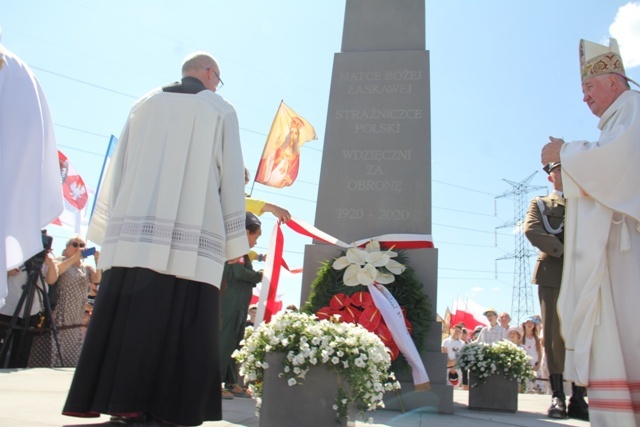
[205,67,224,89]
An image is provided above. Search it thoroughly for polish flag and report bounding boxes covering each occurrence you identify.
[57,150,88,210]
[51,186,95,235]
[51,150,91,233]
[449,297,488,332]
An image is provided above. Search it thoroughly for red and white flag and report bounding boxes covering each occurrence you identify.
[449,297,488,332]
[51,150,90,233]
[255,101,317,188]
[52,186,95,235]
[57,150,88,210]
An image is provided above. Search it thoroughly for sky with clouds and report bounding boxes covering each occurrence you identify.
[2,1,639,322]
[611,2,640,66]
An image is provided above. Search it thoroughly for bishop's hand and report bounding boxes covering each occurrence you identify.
[542,136,565,165]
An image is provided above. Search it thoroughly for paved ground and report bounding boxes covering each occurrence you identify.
[0,368,590,426]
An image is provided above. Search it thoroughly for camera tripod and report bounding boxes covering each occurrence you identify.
[0,255,63,368]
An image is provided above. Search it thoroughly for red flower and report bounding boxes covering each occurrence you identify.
[329,293,350,310]
[343,305,362,324]
[351,291,373,308]
[315,306,336,320]
[359,307,381,332]
[315,290,412,362]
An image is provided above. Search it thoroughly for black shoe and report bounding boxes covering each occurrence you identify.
[147,414,187,426]
[568,397,589,421]
[547,397,567,419]
[568,384,589,421]
[109,414,147,425]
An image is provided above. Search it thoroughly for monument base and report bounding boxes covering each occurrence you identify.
[260,352,357,426]
[300,244,452,414]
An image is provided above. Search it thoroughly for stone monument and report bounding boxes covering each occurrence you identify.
[299,0,452,414]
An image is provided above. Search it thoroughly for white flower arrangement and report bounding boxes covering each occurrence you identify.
[332,240,406,286]
[233,310,401,421]
[455,340,536,385]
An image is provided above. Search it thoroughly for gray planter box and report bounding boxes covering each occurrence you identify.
[468,372,518,413]
[260,352,357,426]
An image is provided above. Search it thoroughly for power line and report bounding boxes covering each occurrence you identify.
[433,205,495,217]
[56,144,105,158]
[33,66,321,154]
[433,179,496,196]
[434,222,513,237]
[55,123,110,139]
[56,1,329,98]
[437,241,496,248]
[440,267,511,274]
[31,65,138,100]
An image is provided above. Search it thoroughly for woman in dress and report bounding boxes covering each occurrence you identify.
[29,236,100,367]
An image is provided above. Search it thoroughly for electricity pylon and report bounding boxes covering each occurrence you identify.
[495,172,546,325]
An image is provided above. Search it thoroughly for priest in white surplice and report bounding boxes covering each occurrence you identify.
[63,52,249,426]
[543,38,640,427]
[0,43,63,309]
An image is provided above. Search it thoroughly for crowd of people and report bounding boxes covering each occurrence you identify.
[442,310,547,394]
[444,306,588,420]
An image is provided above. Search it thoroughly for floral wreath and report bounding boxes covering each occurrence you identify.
[302,240,432,372]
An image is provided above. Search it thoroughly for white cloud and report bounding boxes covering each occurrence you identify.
[610,2,640,68]
[470,287,483,293]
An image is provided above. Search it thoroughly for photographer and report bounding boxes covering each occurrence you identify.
[28,236,100,367]
[0,230,58,368]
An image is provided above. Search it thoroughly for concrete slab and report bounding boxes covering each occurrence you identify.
[0,368,590,427]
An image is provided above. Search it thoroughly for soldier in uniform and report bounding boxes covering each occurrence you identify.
[524,161,588,420]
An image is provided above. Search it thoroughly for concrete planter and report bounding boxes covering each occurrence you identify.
[259,352,357,427]
[468,372,518,413]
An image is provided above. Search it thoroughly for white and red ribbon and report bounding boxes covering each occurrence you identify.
[255,222,284,328]
[368,283,430,388]
[284,217,434,250]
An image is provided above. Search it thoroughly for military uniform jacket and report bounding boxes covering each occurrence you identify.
[523,192,565,288]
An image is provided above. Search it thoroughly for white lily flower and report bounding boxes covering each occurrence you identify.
[343,264,362,286]
[332,256,351,270]
[346,247,368,265]
[385,259,406,275]
[333,239,405,286]
[366,251,390,267]
[356,263,378,286]
[375,272,395,284]
[366,240,381,252]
